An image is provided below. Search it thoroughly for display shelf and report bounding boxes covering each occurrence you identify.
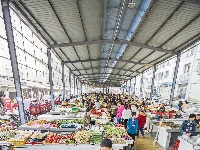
[18,126,77,133]
[37,114,82,121]
[0,115,10,120]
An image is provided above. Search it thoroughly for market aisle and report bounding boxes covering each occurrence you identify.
[134,135,164,150]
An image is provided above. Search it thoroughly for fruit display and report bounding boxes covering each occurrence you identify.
[91,109,102,116]
[0,124,10,132]
[78,103,84,108]
[123,135,132,140]
[111,139,126,144]
[74,130,91,144]
[90,132,103,144]
[27,120,49,128]
[44,133,75,144]
[0,130,16,141]
[28,132,47,142]
[104,128,123,138]
[115,124,124,127]
[61,101,68,107]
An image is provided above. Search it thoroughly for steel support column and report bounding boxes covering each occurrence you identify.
[170,53,181,107]
[69,72,72,97]
[61,63,65,101]
[125,82,128,95]
[140,73,144,98]
[81,83,83,95]
[150,65,156,100]
[76,78,78,96]
[47,50,55,111]
[129,80,131,96]
[2,0,25,124]
[73,75,76,96]
[134,77,136,97]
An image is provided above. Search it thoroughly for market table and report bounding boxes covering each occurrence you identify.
[147,118,187,133]
[0,115,10,120]
[18,125,77,133]
[157,127,200,149]
[178,136,200,150]
[37,114,83,121]
[13,144,127,150]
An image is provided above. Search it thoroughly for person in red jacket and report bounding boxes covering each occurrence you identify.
[137,109,147,138]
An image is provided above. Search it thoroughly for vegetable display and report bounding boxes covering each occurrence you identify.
[0,130,16,141]
[74,130,91,144]
[90,132,103,144]
[104,128,123,138]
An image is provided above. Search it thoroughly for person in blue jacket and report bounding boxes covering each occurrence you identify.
[180,114,196,136]
[127,112,138,150]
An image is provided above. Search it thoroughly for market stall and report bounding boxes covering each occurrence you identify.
[0,121,133,150]
[178,136,200,150]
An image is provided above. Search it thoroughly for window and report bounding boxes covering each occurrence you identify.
[164,71,169,78]
[184,63,191,73]
[166,61,170,66]
[196,59,200,75]
[186,52,189,58]
[191,48,194,56]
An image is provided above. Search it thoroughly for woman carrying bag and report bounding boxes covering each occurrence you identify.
[122,104,132,128]
[127,112,138,150]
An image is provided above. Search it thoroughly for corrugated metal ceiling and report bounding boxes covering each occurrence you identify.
[11,0,200,86]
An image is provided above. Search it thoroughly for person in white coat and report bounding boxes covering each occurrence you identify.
[122,104,132,128]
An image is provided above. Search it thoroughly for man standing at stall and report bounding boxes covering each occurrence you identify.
[180,114,196,136]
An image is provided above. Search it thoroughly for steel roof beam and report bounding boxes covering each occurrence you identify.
[77,73,134,77]
[180,0,200,5]
[71,66,140,73]
[51,39,175,54]
[64,57,153,66]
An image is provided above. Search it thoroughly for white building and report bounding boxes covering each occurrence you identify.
[140,42,200,102]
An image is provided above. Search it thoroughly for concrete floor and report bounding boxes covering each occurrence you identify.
[134,134,164,150]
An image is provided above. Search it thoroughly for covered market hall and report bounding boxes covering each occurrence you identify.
[0,0,200,150]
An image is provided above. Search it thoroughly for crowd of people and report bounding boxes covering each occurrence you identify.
[80,93,200,150]
[81,93,149,150]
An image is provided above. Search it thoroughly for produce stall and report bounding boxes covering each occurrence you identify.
[0,122,133,150]
[154,122,200,149]
[178,136,200,150]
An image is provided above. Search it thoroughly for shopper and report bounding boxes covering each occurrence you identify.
[195,114,200,125]
[158,103,165,112]
[95,99,101,109]
[178,101,183,111]
[174,111,182,118]
[122,104,132,128]
[97,138,113,150]
[181,101,188,112]
[83,109,91,128]
[127,112,138,150]
[137,109,147,138]
[180,114,196,136]
[116,102,125,124]
[141,98,145,106]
